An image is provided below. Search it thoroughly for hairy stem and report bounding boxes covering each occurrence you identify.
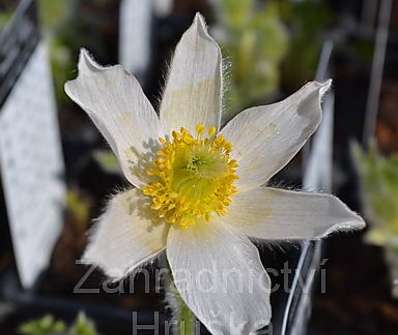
[162,257,197,335]
[176,290,195,335]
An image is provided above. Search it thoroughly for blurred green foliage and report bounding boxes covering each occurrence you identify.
[19,313,99,335]
[93,150,121,175]
[38,0,118,105]
[69,313,98,335]
[216,0,289,120]
[0,1,17,30]
[347,39,374,65]
[18,315,66,335]
[0,11,13,30]
[39,0,68,31]
[279,0,334,91]
[67,189,91,226]
[216,0,334,121]
[353,143,398,247]
[38,0,74,105]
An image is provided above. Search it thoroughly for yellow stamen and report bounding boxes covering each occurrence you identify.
[195,123,205,135]
[143,124,239,228]
[208,126,216,137]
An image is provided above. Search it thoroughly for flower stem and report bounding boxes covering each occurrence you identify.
[176,292,195,335]
[162,258,197,335]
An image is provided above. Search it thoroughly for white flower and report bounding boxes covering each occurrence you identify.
[65,13,365,335]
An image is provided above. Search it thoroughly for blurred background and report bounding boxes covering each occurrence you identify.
[0,0,398,334]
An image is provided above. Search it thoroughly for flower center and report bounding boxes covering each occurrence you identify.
[143,124,238,228]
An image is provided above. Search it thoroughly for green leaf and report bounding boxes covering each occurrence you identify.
[216,0,288,120]
[69,313,98,335]
[353,142,398,246]
[19,315,66,335]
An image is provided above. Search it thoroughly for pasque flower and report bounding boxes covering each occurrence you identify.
[65,13,365,335]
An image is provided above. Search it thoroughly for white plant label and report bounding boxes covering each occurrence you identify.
[0,42,65,288]
[119,0,152,76]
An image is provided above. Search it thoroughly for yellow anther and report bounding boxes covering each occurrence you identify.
[208,127,217,137]
[196,123,205,135]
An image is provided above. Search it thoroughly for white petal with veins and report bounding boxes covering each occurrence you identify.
[222,187,365,240]
[167,221,271,335]
[222,80,331,191]
[65,49,163,188]
[82,189,168,280]
[160,13,223,134]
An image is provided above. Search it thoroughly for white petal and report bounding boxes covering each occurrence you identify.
[65,49,163,188]
[160,13,223,134]
[221,80,331,191]
[167,222,271,335]
[223,187,365,240]
[82,189,168,279]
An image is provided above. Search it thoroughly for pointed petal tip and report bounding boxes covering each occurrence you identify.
[319,78,332,95]
[303,79,332,108]
[78,48,91,69]
[322,198,366,237]
[193,12,206,26]
[349,211,366,230]
[194,11,203,20]
[323,217,366,237]
[64,73,78,98]
[63,80,72,96]
[323,78,333,86]
[79,47,90,59]
[77,48,103,74]
[308,78,332,96]
[191,12,212,39]
[64,49,94,95]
